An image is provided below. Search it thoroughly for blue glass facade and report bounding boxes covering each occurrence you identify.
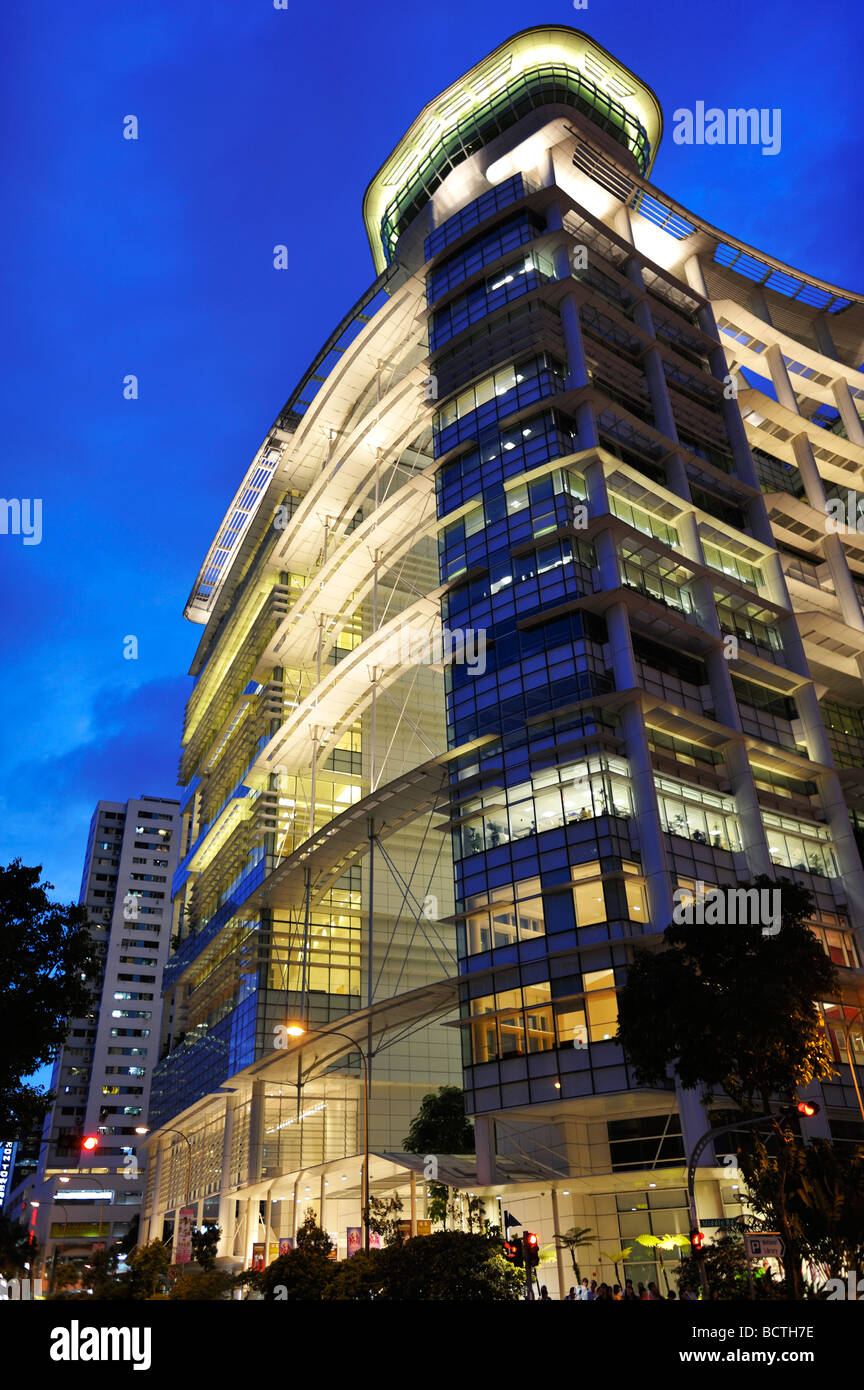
[419,167,864,1144]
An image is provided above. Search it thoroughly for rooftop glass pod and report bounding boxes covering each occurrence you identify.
[378,64,651,266]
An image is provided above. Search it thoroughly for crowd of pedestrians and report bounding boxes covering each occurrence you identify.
[545,1277,717,1301]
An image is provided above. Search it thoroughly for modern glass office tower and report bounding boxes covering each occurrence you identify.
[146,26,864,1278]
[364,24,864,1166]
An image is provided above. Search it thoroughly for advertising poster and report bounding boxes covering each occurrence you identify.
[174,1206,195,1265]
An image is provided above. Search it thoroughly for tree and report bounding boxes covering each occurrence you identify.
[675,1234,783,1300]
[169,1270,234,1300]
[740,1136,864,1281]
[323,1250,387,1301]
[126,1240,171,1299]
[600,1245,632,1287]
[295,1211,333,1258]
[426,1183,451,1230]
[0,1213,35,1279]
[191,1222,220,1271]
[380,1232,523,1301]
[554,1226,596,1283]
[617,877,837,1298]
[260,1249,333,1301]
[634,1232,691,1291]
[403,1085,475,1155]
[617,878,836,1110]
[365,1194,404,1247]
[51,1261,81,1292]
[0,860,99,1135]
[117,1214,139,1256]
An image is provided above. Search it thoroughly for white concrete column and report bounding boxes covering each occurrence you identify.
[409,1171,417,1236]
[764,344,799,414]
[823,535,864,633]
[813,316,838,361]
[682,254,762,486]
[550,1187,568,1300]
[291,1174,300,1242]
[831,378,864,447]
[244,1197,258,1269]
[474,1115,496,1185]
[749,287,773,326]
[675,1081,711,1172]
[216,1098,236,1259]
[620,697,675,928]
[791,433,829,511]
[264,1187,273,1257]
[247,1080,266,1185]
[146,1142,164,1242]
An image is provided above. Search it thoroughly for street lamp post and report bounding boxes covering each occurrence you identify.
[687,1111,782,1298]
[283,1025,370,1254]
[687,1105,818,1298]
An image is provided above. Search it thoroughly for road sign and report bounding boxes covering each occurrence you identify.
[745,1234,784,1260]
[703,1217,741,1228]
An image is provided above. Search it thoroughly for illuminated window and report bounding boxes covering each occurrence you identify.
[584,968,618,1041]
[463,879,544,954]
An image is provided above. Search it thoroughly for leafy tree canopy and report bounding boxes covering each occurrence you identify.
[0,860,99,1135]
[0,1213,35,1279]
[740,1135,864,1279]
[616,878,836,1108]
[191,1221,220,1271]
[295,1211,333,1258]
[403,1085,474,1155]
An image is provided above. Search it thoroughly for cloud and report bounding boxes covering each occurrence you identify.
[0,676,189,902]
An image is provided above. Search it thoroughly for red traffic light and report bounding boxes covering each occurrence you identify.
[780,1099,820,1119]
[690,1230,705,1250]
[523,1231,540,1267]
[81,1135,99,1152]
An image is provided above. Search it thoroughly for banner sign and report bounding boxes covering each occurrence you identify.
[174,1207,195,1264]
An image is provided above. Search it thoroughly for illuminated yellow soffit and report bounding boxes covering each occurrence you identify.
[362,25,663,273]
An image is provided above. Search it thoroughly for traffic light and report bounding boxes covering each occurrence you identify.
[690,1229,705,1251]
[780,1100,820,1119]
[502,1239,522,1267]
[81,1134,99,1152]
[523,1231,540,1268]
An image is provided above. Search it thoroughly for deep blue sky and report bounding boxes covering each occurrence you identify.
[2,0,862,916]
